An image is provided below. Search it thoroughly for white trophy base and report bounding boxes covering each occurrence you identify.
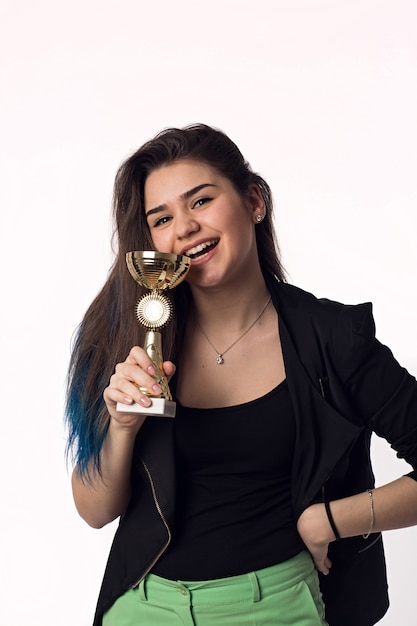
[116,398,176,418]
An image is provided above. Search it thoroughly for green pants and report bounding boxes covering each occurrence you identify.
[103,551,328,626]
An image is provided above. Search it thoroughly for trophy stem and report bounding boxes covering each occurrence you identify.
[140,330,172,401]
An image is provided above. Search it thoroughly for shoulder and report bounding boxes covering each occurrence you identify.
[269,280,376,370]
[272,280,373,326]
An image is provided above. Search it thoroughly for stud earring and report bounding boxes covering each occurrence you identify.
[256,214,264,223]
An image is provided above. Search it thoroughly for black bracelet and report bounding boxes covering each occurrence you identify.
[324,500,341,541]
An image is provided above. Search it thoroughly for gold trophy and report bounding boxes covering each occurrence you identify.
[116,251,191,417]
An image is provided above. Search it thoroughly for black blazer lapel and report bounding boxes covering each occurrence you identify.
[278,315,363,518]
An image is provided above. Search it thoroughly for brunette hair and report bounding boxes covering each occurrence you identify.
[66,123,286,477]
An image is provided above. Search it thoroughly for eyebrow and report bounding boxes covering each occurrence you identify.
[145,183,217,218]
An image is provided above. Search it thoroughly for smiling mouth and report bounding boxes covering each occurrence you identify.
[184,239,219,260]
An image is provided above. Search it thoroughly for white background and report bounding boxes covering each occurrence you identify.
[1,1,416,624]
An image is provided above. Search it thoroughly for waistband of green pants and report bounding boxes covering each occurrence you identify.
[139,550,316,606]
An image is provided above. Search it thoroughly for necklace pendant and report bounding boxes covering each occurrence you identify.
[216,354,224,365]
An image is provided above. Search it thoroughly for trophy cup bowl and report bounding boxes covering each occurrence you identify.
[116,251,191,417]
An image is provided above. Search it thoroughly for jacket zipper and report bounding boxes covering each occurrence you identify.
[129,458,172,589]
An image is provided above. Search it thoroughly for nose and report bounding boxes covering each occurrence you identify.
[176,212,200,240]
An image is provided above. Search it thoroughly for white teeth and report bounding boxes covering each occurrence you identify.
[185,240,218,257]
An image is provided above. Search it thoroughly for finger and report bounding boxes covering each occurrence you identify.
[107,362,163,409]
[324,556,332,570]
[116,374,162,405]
[125,346,158,376]
[315,559,329,576]
[162,361,176,379]
[317,556,332,576]
[115,361,162,396]
[105,379,155,408]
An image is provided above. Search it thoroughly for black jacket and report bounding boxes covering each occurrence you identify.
[93,281,417,626]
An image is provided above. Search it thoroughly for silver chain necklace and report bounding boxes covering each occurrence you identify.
[195,296,272,364]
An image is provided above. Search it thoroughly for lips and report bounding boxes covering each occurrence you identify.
[183,239,219,259]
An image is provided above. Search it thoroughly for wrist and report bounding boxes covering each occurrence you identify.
[324,500,342,541]
[107,415,144,445]
[298,502,335,545]
[329,490,377,539]
[109,411,146,434]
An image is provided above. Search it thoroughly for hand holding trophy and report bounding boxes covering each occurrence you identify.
[116,251,191,418]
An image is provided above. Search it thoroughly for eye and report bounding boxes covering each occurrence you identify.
[152,215,172,228]
[192,197,211,209]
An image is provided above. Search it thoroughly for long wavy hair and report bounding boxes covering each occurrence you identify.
[65,123,287,477]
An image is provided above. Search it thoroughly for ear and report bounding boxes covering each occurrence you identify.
[246,183,266,223]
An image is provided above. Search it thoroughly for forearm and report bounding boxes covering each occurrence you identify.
[297,475,417,574]
[72,416,145,528]
[329,475,417,539]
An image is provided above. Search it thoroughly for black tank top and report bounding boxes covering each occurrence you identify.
[152,379,305,580]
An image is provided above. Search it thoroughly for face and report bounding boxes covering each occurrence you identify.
[144,160,265,289]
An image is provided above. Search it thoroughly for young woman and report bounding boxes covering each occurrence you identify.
[66,124,417,626]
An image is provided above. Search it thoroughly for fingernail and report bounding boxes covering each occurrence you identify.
[139,396,152,407]
[152,383,162,394]
[123,397,133,404]
[147,364,156,375]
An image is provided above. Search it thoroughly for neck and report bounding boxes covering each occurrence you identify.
[190,280,271,334]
